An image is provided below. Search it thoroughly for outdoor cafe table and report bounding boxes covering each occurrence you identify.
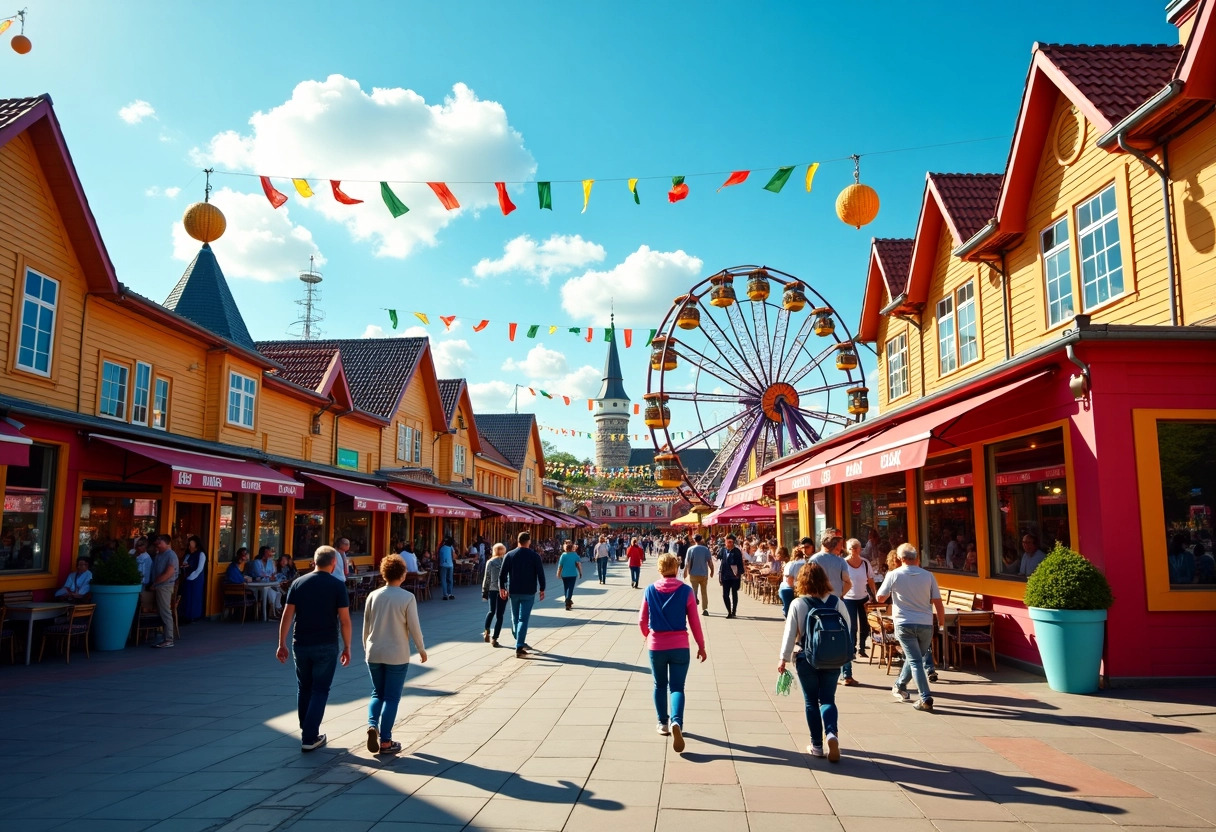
[5,601,72,665]
[246,581,280,621]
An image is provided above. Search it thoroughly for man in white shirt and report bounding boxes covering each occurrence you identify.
[399,546,420,574]
[876,544,946,711]
[131,537,153,589]
[55,557,93,602]
[1018,534,1047,576]
[332,538,352,580]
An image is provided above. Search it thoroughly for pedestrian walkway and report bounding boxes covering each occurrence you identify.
[1,557,1213,831]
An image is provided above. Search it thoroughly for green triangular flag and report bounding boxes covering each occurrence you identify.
[380,182,409,217]
[526,324,540,338]
[538,181,552,210]
[604,328,614,342]
[388,309,398,329]
[540,390,552,399]
[763,166,795,194]
[568,326,581,335]
[646,329,657,346]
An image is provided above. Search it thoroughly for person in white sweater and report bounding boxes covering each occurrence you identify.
[362,554,427,755]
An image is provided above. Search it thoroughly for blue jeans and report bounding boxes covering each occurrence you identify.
[509,594,536,650]
[794,654,839,748]
[895,622,934,702]
[367,662,409,741]
[629,566,640,585]
[649,648,690,727]
[562,576,577,604]
[779,585,795,617]
[440,565,454,597]
[843,597,870,656]
[293,643,339,744]
[597,558,608,582]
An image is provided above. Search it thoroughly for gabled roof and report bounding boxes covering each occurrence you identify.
[903,173,1004,306]
[476,440,516,470]
[0,95,120,296]
[259,344,357,411]
[597,322,630,402]
[437,378,482,455]
[437,379,464,423]
[164,244,257,352]
[256,337,442,424]
[476,413,543,474]
[1177,0,1216,100]
[858,238,914,342]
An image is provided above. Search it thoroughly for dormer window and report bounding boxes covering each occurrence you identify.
[227,371,256,429]
[16,268,58,376]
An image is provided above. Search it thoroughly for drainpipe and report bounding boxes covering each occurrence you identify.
[1000,252,1013,360]
[76,294,90,412]
[332,410,346,466]
[1116,134,1179,326]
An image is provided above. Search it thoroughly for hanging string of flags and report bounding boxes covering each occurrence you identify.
[386,309,656,349]
[539,423,695,441]
[561,486,677,502]
[546,462,657,480]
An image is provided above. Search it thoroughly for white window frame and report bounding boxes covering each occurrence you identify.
[1041,216,1074,328]
[227,371,257,429]
[131,361,152,426]
[99,360,130,420]
[886,332,909,401]
[396,424,408,461]
[153,377,170,430]
[1077,184,1124,310]
[956,282,978,366]
[936,295,957,376]
[16,268,58,377]
[412,425,422,463]
[525,467,535,494]
[454,444,467,475]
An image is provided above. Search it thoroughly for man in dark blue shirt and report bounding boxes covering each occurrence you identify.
[499,531,546,658]
[277,546,351,752]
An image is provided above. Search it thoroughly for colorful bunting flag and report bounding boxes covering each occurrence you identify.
[494,182,517,215]
[380,182,409,217]
[331,180,363,204]
[624,329,633,347]
[427,182,460,210]
[718,170,750,191]
[582,179,594,213]
[526,324,540,338]
[540,390,552,399]
[0,20,10,35]
[260,176,288,209]
[473,320,489,332]
[588,399,594,410]
[569,327,581,335]
[528,387,535,396]
[628,178,640,204]
[549,325,558,334]
[763,166,795,193]
[633,404,641,414]
[668,176,689,203]
[508,323,518,341]
[604,328,614,342]
[414,312,429,325]
[440,315,456,330]
[537,181,552,210]
[805,162,820,192]
[585,328,593,342]
[292,179,314,198]
[388,309,399,329]
[562,396,570,405]
[646,329,657,346]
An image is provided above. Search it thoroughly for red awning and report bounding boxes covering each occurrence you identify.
[533,509,576,528]
[388,484,482,519]
[703,501,777,525]
[722,466,792,507]
[304,473,409,513]
[462,497,539,523]
[776,371,1051,494]
[0,420,32,467]
[93,435,305,497]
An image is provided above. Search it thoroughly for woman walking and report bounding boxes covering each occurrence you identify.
[626,537,645,588]
[639,553,706,754]
[181,535,207,623]
[363,553,427,755]
[556,541,582,610]
[841,537,877,683]
[780,538,811,618]
[482,543,509,646]
[779,562,848,762]
[594,535,612,584]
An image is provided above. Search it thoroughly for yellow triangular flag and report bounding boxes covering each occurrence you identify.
[292,179,314,198]
[805,163,820,193]
[582,179,594,213]
[414,312,429,325]
[549,325,558,334]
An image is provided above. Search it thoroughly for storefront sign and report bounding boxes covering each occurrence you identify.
[3,493,44,512]
[995,466,1065,486]
[174,468,303,498]
[923,474,974,493]
[336,448,359,470]
[353,497,409,513]
[779,498,799,513]
[781,437,930,492]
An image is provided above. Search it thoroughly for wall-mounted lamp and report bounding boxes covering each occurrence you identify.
[187,362,201,372]
[310,414,322,435]
[457,415,467,431]
[1065,344,1090,403]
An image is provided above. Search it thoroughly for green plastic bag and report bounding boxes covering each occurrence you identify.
[775,669,794,696]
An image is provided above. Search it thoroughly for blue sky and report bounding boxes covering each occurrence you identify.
[9,1,1177,461]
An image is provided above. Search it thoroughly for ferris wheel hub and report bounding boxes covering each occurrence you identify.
[761,383,799,422]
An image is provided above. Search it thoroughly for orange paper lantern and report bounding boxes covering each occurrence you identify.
[836,183,880,229]
[11,34,31,54]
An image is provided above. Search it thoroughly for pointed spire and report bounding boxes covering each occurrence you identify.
[596,312,630,402]
[163,244,256,352]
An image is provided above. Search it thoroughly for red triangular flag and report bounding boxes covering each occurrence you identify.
[585,328,593,342]
[633,404,640,415]
[562,396,570,405]
[440,315,456,330]
[528,388,536,396]
[427,182,460,210]
[668,183,690,203]
[495,182,517,216]
[588,399,594,410]
[473,320,489,332]
[508,323,518,341]
[330,180,363,205]
[717,170,750,191]
[260,176,288,209]
[624,329,633,348]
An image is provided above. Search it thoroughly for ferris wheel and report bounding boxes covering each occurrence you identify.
[645,266,868,508]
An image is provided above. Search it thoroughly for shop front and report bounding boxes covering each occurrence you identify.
[389,483,482,557]
[302,473,411,569]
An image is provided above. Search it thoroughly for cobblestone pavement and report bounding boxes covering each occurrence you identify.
[2,558,1214,831]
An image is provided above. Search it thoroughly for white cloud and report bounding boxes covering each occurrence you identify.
[191,75,535,259]
[145,186,181,199]
[560,245,703,326]
[502,343,568,379]
[433,339,473,377]
[119,100,156,124]
[468,380,521,412]
[361,324,390,338]
[474,234,605,285]
[171,187,325,282]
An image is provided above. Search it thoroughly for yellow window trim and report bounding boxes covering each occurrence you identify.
[1133,409,1216,612]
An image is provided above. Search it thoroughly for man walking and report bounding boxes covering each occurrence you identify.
[593,535,612,584]
[719,534,744,618]
[810,532,854,682]
[149,534,179,649]
[333,537,352,579]
[277,545,352,751]
[438,536,456,600]
[683,534,714,616]
[875,544,945,712]
[499,531,546,658]
[556,541,582,610]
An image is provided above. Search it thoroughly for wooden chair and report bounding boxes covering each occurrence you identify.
[2,590,33,605]
[948,610,997,669]
[39,603,95,663]
[867,609,903,674]
[350,576,374,611]
[0,606,14,663]
[403,572,430,601]
[765,573,783,605]
[222,584,257,623]
[136,594,180,644]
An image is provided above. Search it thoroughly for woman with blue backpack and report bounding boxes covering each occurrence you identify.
[778,562,852,763]
[639,553,707,754]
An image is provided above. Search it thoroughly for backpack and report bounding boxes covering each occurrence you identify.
[801,595,853,670]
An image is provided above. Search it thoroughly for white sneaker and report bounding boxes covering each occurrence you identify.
[892,685,910,702]
[808,744,826,758]
[656,721,670,736]
[826,733,840,763]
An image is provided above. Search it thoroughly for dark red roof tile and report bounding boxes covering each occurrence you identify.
[0,95,46,132]
[928,173,1003,243]
[260,345,338,391]
[437,379,465,424]
[476,413,536,470]
[1038,44,1183,125]
[872,238,914,297]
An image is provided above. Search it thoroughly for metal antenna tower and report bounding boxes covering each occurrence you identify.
[288,256,325,340]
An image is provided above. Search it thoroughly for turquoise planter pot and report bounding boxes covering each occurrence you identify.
[1028,607,1107,693]
[91,584,141,651]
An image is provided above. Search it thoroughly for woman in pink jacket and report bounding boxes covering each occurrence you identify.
[639,553,707,753]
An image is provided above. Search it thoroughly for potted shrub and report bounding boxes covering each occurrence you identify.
[90,550,143,651]
[1024,543,1115,693]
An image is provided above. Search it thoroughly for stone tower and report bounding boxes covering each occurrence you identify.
[593,316,632,470]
